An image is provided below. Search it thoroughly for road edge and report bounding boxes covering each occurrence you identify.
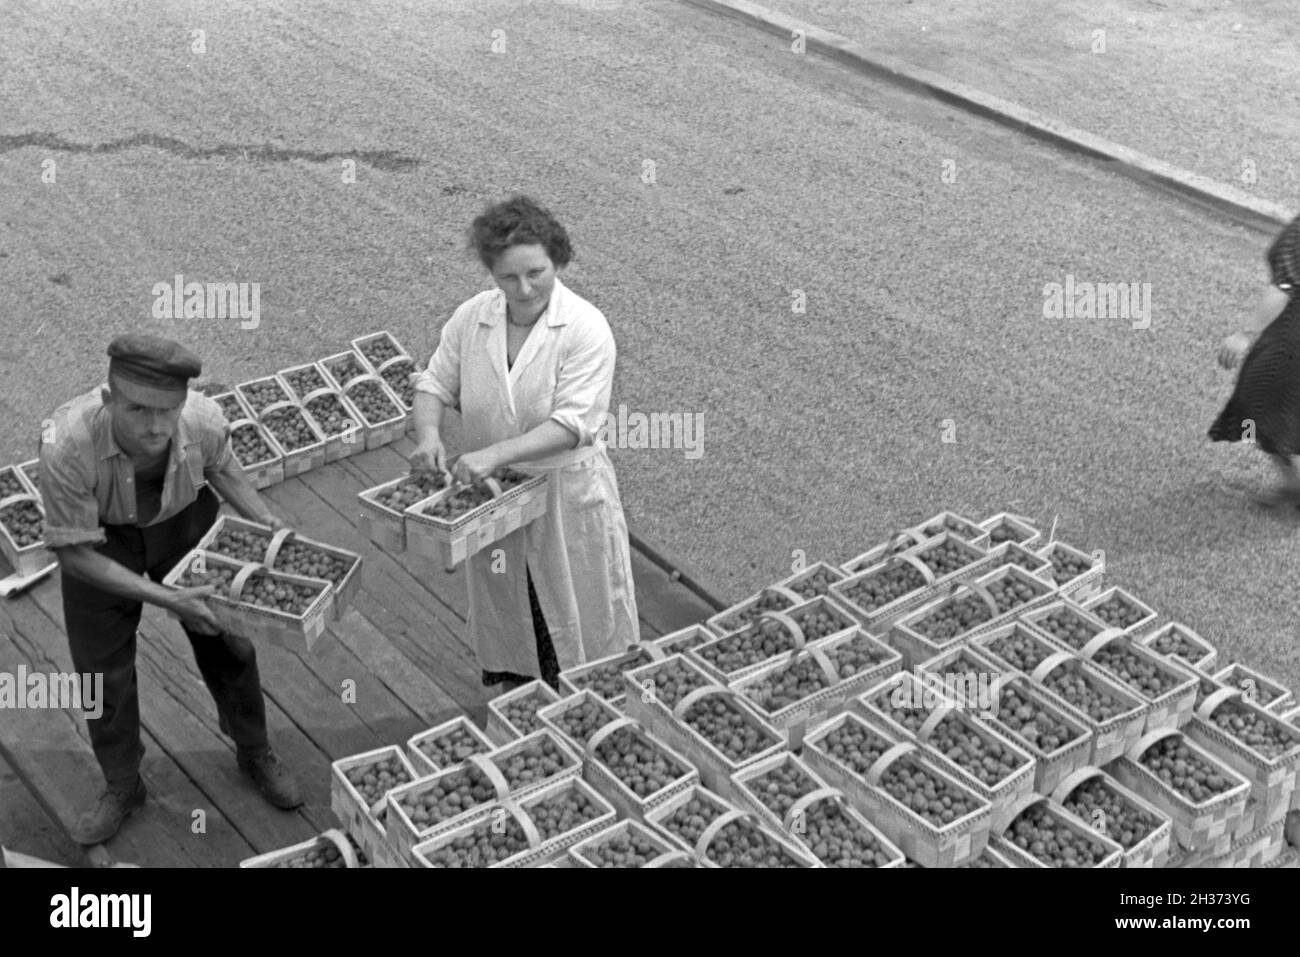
[678,0,1296,234]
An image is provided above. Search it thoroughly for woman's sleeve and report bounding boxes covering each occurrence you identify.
[413,301,467,411]
[1266,214,1300,292]
[550,315,615,448]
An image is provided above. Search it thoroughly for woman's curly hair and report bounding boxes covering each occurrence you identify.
[468,195,574,270]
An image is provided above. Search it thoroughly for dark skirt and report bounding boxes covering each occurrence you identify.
[481,566,561,690]
[1208,304,1300,457]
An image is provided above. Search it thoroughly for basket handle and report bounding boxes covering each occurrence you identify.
[672,685,729,720]
[694,809,750,860]
[298,385,344,406]
[467,753,512,801]
[377,354,414,375]
[341,371,383,394]
[499,799,543,850]
[1048,765,1103,806]
[584,715,639,762]
[887,527,929,551]
[986,671,1018,704]
[807,644,840,685]
[769,584,804,605]
[916,700,956,742]
[319,828,361,868]
[992,791,1046,837]
[1197,686,1242,720]
[1030,650,1076,684]
[1078,627,1126,659]
[759,609,805,650]
[783,786,843,831]
[262,527,296,568]
[0,492,41,512]
[889,552,937,585]
[864,741,916,786]
[643,850,693,868]
[257,398,303,419]
[228,562,267,604]
[1125,725,1180,762]
[946,579,1001,619]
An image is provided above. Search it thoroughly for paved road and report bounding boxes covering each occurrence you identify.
[2,0,1297,693]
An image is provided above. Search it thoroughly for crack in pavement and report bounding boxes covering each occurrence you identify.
[0,131,422,172]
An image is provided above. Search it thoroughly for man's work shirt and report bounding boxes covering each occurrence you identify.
[37,386,240,547]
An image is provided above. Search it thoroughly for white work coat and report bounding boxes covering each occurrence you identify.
[414,277,640,675]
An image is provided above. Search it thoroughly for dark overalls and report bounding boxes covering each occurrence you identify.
[61,484,269,790]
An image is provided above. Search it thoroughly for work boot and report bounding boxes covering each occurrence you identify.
[70,778,147,846]
[237,748,303,810]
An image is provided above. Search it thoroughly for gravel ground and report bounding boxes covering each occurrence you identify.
[762,0,1300,209]
[1,0,1298,694]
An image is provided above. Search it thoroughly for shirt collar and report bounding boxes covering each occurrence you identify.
[484,276,569,327]
[93,386,198,463]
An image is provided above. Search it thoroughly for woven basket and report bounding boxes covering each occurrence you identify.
[277,361,333,403]
[581,716,700,821]
[340,373,407,450]
[199,515,362,622]
[1109,727,1252,854]
[989,792,1124,868]
[258,400,327,477]
[226,418,284,489]
[0,493,54,577]
[299,386,367,463]
[404,471,549,571]
[161,550,332,650]
[484,679,564,745]
[239,828,363,869]
[406,716,496,776]
[1033,539,1105,602]
[977,511,1043,549]
[236,373,294,417]
[329,746,419,864]
[1049,765,1174,868]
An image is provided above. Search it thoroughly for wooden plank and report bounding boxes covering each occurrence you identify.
[330,606,465,729]
[18,575,333,859]
[131,614,340,853]
[238,470,465,728]
[0,591,238,867]
[267,462,487,712]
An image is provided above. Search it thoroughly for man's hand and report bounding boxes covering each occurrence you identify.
[168,585,222,635]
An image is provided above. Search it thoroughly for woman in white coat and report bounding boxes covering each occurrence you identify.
[410,196,640,690]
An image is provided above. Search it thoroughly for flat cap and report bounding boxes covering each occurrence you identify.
[107,333,202,408]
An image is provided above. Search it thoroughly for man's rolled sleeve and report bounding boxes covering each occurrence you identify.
[414,306,465,410]
[37,445,105,549]
[550,319,615,448]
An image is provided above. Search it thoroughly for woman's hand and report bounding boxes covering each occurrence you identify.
[452,449,499,487]
[410,437,449,478]
[1218,332,1252,370]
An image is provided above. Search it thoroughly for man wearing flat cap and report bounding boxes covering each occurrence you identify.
[39,333,303,846]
